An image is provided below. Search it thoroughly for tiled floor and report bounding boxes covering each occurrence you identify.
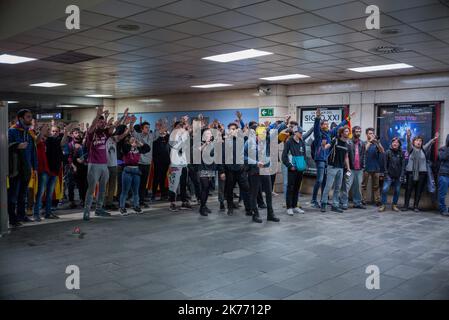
[1,195,449,300]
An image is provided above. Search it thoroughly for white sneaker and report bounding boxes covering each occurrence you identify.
[287,208,294,216]
[294,207,305,214]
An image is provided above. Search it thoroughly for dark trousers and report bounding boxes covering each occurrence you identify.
[169,167,188,203]
[404,172,427,208]
[66,168,76,202]
[249,174,273,215]
[8,176,28,224]
[271,173,276,191]
[225,168,250,210]
[138,164,150,204]
[286,170,303,209]
[152,161,169,198]
[187,165,201,201]
[74,166,88,203]
[200,177,212,207]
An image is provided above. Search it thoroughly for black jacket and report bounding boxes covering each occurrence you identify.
[384,147,404,179]
[347,138,366,170]
[282,136,306,169]
[438,134,449,177]
[152,134,170,164]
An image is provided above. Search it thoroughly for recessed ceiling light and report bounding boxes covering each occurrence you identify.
[139,99,162,103]
[30,82,67,87]
[202,49,273,63]
[85,94,113,98]
[191,83,233,89]
[0,54,37,64]
[8,101,19,104]
[348,63,413,72]
[260,74,310,81]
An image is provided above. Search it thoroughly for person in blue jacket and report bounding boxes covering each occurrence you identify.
[438,134,449,216]
[311,108,353,208]
[8,109,38,227]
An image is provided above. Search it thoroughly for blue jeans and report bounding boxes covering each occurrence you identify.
[381,176,401,205]
[438,175,449,213]
[321,166,343,207]
[120,167,141,209]
[312,161,327,203]
[34,172,57,218]
[340,169,363,207]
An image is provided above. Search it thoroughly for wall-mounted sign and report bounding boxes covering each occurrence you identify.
[36,112,62,120]
[260,108,274,117]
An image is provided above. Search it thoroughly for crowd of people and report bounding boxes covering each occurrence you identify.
[7,106,449,228]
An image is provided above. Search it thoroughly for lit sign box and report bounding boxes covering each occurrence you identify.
[36,113,62,120]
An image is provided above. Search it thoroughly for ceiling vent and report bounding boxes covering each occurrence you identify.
[370,46,405,54]
[42,51,100,64]
[380,28,401,35]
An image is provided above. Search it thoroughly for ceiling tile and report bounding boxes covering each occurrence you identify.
[385,33,436,45]
[76,47,118,57]
[202,30,252,42]
[313,2,368,22]
[158,0,226,18]
[235,22,289,37]
[332,50,373,58]
[201,0,267,9]
[388,4,449,23]
[128,10,188,27]
[311,44,354,54]
[431,29,449,40]
[348,39,395,51]
[280,0,354,11]
[412,18,449,32]
[78,28,129,41]
[86,0,147,18]
[176,37,221,48]
[232,37,279,48]
[360,0,440,13]
[270,12,331,30]
[265,31,313,44]
[119,0,179,8]
[97,41,140,52]
[363,24,420,39]
[108,53,147,61]
[340,16,402,31]
[60,34,107,46]
[301,23,354,37]
[115,35,162,47]
[324,32,374,44]
[301,39,335,49]
[168,21,223,35]
[141,29,191,41]
[198,11,260,28]
[101,19,156,35]
[236,0,303,20]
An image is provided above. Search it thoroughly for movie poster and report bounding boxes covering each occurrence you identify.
[377,104,436,156]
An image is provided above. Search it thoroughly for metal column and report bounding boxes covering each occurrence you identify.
[0,101,9,236]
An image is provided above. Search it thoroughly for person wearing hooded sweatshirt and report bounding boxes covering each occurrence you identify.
[311,108,351,208]
[437,134,449,216]
[379,137,404,212]
[401,129,439,212]
[282,126,308,216]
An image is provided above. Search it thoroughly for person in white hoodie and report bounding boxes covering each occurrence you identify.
[168,121,190,212]
[133,121,154,208]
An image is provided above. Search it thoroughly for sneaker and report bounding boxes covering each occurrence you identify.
[392,205,400,212]
[227,208,234,216]
[180,202,192,210]
[378,205,386,212]
[199,207,208,217]
[258,203,267,209]
[9,221,22,228]
[320,204,327,213]
[33,215,41,222]
[267,214,280,222]
[69,202,78,209]
[120,208,129,216]
[204,206,212,214]
[140,202,150,209]
[95,209,111,217]
[440,211,449,217]
[293,207,305,214]
[331,206,343,213]
[252,214,263,223]
[169,203,178,212]
[44,213,59,220]
[353,204,366,209]
[21,216,34,223]
[272,192,279,197]
[311,202,321,209]
[341,206,348,210]
[134,207,143,214]
[401,207,410,212]
[245,210,252,216]
[413,207,420,213]
[83,212,90,221]
[287,208,294,216]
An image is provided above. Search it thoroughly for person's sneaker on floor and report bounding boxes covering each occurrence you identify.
[95,209,111,217]
[169,203,178,212]
[33,215,41,222]
[440,211,449,216]
[392,205,400,212]
[180,202,192,210]
[69,202,78,209]
[331,206,343,213]
[353,204,366,209]
[44,213,58,219]
[401,206,410,212]
[252,214,263,223]
[119,208,129,216]
[134,207,143,214]
[204,206,212,214]
[258,203,267,209]
[245,209,252,216]
[320,204,327,212]
[267,213,280,222]
[199,206,208,216]
[21,216,34,223]
[83,211,90,221]
[9,221,22,228]
[378,205,386,212]
[413,207,421,213]
[272,192,279,196]
[219,202,225,211]
[227,208,233,216]
[311,201,321,209]
[287,208,294,216]
[140,202,150,208]
[293,207,305,214]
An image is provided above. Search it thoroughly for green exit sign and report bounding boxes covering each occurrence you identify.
[260,108,274,117]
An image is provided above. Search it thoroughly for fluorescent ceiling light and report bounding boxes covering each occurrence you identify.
[86,94,113,98]
[8,101,19,104]
[348,63,413,72]
[58,104,79,108]
[0,54,37,64]
[260,74,310,81]
[202,49,273,63]
[191,83,233,89]
[139,99,162,103]
[30,82,66,87]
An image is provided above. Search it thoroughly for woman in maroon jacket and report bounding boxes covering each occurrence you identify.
[119,136,150,216]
